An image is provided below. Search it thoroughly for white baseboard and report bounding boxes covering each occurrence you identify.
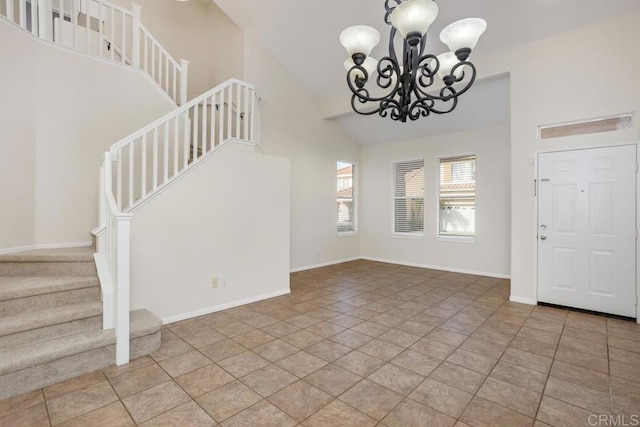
[0,241,92,255]
[359,256,511,279]
[509,295,537,306]
[290,257,360,273]
[161,288,291,325]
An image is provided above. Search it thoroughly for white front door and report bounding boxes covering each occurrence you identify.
[537,145,637,317]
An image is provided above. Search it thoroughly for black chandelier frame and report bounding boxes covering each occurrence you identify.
[346,0,477,122]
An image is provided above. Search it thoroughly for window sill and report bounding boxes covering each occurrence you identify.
[392,233,425,240]
[436,235,476,243]
[337,232,358,238]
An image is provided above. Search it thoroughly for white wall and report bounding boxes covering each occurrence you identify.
[0,22,37,250]
[129,142,290,321]
[32,43,176,246]
[360,125,511,277]
[499,12,640,303]
[243,33,363,270]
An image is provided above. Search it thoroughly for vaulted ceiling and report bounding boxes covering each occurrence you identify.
[213,0,640,144]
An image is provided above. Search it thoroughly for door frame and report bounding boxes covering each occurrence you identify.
[533,143,640,323]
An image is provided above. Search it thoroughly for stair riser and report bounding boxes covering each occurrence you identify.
[0,331,161,400]
[0,262,97,276]
[0,316,102,349]
[0,287,101,318]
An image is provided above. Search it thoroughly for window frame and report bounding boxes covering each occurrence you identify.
[336,160,358,236]
[392,158,425,238]
[435,153,477,242]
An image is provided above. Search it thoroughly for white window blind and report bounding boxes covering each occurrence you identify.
[438,155,476,236]
[393,159,424,234]
[337,161,356,233]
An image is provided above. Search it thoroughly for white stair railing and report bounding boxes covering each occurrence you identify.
[95,78,260,364]
[1,0,188,104]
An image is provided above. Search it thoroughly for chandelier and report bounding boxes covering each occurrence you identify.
[340,0,486,122]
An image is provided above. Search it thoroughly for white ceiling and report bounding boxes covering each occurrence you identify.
[213,0,640,144]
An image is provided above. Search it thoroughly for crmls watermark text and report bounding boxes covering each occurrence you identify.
[589,415,640,426]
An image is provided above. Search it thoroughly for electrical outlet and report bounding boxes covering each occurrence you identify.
[211,277,219,288]
[221,277,228,287]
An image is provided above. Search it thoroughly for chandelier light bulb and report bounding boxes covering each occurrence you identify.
[390,0,439,38]
[344,57,379,80]
[340,25,381,57]
[440,18,487,53]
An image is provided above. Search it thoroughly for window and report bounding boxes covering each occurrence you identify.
[437,155,476,236]
[393,159,424,234]
[337,161,356,233]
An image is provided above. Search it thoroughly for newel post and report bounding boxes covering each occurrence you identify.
[115,213,133,365]
[131,3,142,68]
[37,0,53,40]
[179,59,190,105]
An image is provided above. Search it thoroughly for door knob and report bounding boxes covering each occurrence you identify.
[540,235,547,240]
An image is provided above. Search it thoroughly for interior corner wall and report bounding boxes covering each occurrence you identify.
[111,0,244,99]
[500,11,640,303]
[360,125,511,277]
[0,23,36,250]
[242,33,362,271]
[129,143,290,321]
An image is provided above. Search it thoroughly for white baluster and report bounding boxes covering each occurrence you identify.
[163,121,169,183]
[193,103,199,162]
[152,127,158,190]
[201,100,207,154]
[173,116,179,176]
[219,88,225,143]
[179,59,189,105]
[128,141,134,208]
[236,83,241,139]
[244,85,250,140]
[141,133,147,198]
[209,94,216,148]
[131,3,140,68]
[38,0,53,40]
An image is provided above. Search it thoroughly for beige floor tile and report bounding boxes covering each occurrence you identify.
[489,360,547,393]
[103,356,155,380]
[222,400,297,427]
[446,348,497,374]
[199,312,236,329]
[268,380,333,422]
[611,376,640,403]
[259,321,301,338]
[281,330,324,349]
[330,329,374,348]
[0,389,44,419]
[196,380,262,422]
[559,335,608,358]
[501,348,553,374]
[151,339,194,362]
[554,345,609,374]
[609,336,640,354]
[60,401,134,427]
[109,363,171,398]
[47,381,119,425]
[550,360,610,393]
[334,350,384,377]
[199,339,247,362]
[304,364,361,397]
[368,363,425,395]
[358,338,405,361]
[175,364,235,398]
[240,365,298,397]
[459,337,507,359]
[430,362,487,394]
[390,349,442,376]
[217,351,270,378]
[253,339,300,362]
[410,379,473,417]
[410,338,457,360]
[168,319,207,337]
[44,371,106,400]
[158,350,212,378]
[516,326,560,345]
[288,314,323,329]
[305,321,346,338]
[536,395,596,427]
[562,326,607,345]
[181,328,227,349]
[611,360,640,382]
[139,401,215,426]
[382,399,456,427]
[350,320,390,338]
[378,329,421,348]
[477,377,541,417]
[121,381,190,424]
[302,400,377,427]
[425,328,468,347]
[276,351,328,377]
[613,395,640,418]
[0,402,50,427]
[544,376,611,414]
[215,321,255,338]
[460,397,533,427]
[306,340,352,362]
[339,379,403,420]
[232,330,275,349]
[396,320,435,337]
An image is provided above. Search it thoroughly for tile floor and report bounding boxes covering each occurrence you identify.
[2,260,640,426]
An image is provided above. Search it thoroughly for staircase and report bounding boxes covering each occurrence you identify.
[0,247,161,399]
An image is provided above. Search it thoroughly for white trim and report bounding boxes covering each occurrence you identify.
[0,241,92,255]
[392,233,424,240]
[291,257,360,273]
[162,288,291,324]
[337,232,358,238]
[359,256,510,279]
[93,253,114,329]
[435,235,476,243]
[509,295,537,306]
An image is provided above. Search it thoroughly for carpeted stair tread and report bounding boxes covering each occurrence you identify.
[0,301,103,338]
[0,247,94,263]
[130,309,162,339]
[0,276,99,301]
[0,328,115,375]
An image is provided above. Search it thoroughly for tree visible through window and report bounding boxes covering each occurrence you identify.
[438,155,476,236]
[393,160,425,234]
[337,161,356,233]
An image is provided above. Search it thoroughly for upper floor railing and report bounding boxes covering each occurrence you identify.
[0,0,188,104]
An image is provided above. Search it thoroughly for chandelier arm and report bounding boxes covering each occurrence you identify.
[384,0,402,24]
[346,59,401,103]
[445,61,477,98]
